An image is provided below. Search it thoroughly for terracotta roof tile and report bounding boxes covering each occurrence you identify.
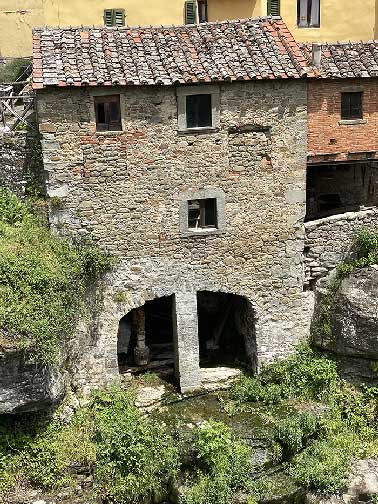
[302,41,378,78]
[32,17,313,89]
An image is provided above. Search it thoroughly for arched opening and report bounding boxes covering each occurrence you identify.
[197,291,256,370]
[117,295,175,377]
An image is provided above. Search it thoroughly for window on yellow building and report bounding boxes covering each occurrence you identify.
[267,0,280,16]
[198,0,208,22]
[297,0,320,28]
[104,9,125,27]
[185,1,197,24]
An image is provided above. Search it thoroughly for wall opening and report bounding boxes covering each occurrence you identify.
[306,162,378,221]
[196,291,256,370]
[117,295,175,378]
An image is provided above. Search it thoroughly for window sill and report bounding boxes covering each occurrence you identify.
[177,126,219,135]
[338,119,367,126]
[181,227,224,238]
[95,130,124,136]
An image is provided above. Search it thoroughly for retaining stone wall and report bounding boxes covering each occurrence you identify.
[37,80,312,391]
[0,131,28,196]
[304,208,378,285]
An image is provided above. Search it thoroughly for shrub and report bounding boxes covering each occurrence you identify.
[274,412,318,460]
[230,344,338,405]
[92,386,179,504]
[291,435,352,493]
[181,420,252,504]
[0,188,113,363]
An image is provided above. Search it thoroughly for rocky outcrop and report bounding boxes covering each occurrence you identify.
[312,266,378,381]
[0,349,66,413]
[307,459,378,504]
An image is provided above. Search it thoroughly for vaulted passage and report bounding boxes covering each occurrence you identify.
[197,291,256,370]
[117,296,174,376]
[306,162,378,221]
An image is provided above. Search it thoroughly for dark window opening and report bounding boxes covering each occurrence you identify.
[306,162,378,221]
[341,92,363,120]
[197,291,256,370]
[117,296,175,380]
[94,95,122,132]
[297,0,320,27]
[104,8,125,26]
[198,0,208,22]
[186,93,212,129]
[188,198,217,229]
[267,0,280,16]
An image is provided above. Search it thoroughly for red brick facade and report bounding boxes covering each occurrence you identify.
[307,78,378,163]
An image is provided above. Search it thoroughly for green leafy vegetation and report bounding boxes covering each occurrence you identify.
[93,387,179,503]
[229,344,338,405]
[227,345,378,494]
[0,58,31,83]
[0,187,113,363]
[0,386,179,503]
[182,420,252,504]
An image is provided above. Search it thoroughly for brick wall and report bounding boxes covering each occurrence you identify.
[307,78,378,161]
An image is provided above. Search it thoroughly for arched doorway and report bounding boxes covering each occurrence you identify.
[117,295,175,378]
[197,291,256,370]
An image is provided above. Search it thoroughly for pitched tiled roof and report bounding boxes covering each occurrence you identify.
[301,41,378,78]
[32,17,313,89]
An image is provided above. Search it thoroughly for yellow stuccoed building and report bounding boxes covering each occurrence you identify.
[1,0,378,58]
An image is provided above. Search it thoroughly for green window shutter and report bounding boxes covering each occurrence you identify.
[104,9,114,26]
[267,0,280,16]
[104,8,125,26]
[114,9,125,26]
[185,1,196,24]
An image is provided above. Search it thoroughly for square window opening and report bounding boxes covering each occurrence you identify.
[341,92,363,120]
[188,198,217,229]
[186,94,212,129]
[297,0,320,27]
[94,95,122,132]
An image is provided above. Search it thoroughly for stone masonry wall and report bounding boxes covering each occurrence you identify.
[36,80,312,391]
[304,208,378,286]
[0,132,28,197]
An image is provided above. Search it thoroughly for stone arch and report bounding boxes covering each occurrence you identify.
[117,294,176,377]
[196,290,257,372]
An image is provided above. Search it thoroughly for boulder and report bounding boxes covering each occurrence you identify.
[306,458,378,504]
[0,349,66,413]
[312,266,378,379]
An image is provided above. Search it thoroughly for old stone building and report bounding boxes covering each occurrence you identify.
[32,17,315,392]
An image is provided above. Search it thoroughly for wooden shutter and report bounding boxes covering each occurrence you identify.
[114,9,125,26]
[267,0,280,15]
[104,9,114,26]
[104,8,125,26]
[185,1,196,24]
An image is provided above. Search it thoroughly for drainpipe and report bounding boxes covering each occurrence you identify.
[312,43,322,68]
[133,306,150,366]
